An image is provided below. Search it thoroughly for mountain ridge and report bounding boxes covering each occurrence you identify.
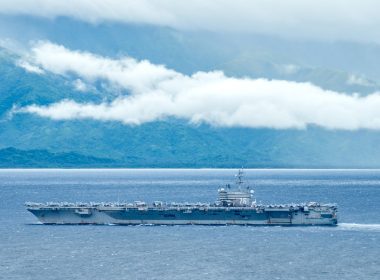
[1,21,380,168]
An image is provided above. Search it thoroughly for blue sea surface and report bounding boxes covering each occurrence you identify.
[0,169,379,280]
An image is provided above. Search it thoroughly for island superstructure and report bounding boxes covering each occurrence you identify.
[26,170,338,226]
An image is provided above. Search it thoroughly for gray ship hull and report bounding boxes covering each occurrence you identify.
[28,205,338,226]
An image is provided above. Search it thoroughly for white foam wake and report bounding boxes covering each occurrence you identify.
[338,223,380,232]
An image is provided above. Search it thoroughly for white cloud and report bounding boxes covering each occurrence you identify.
[0,1,379,43]
[275,64,300,75]
[26,42,179,93]
[14,42,380,130]
[0,37,25,52]
[347,74,373,87]
[72,79,91,92]
[16,60,44,74]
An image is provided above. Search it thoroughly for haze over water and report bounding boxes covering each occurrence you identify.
[0,169,379,279]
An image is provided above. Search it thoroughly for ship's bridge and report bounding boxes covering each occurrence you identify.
[217,169,255,207]
[218,188,254,207]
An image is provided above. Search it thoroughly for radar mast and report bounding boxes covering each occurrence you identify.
[235,168,244,190]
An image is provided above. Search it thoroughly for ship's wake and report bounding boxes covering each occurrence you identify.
[338,223,380,232]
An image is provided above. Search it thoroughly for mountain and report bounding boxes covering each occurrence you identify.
[1,19,380,168]
[0,47,102,118]
[0,147,116,168]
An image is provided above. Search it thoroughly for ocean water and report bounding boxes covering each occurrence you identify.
[0,169,379,280]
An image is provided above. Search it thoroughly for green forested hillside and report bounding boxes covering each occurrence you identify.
[1,25,380,168]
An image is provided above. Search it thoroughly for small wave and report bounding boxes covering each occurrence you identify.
[338,223,380,232]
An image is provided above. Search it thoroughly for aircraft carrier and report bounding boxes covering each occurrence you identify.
[26,170,338,226]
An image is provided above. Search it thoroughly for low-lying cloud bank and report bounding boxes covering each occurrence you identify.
[0,0,379,43]
[14,42,380,130]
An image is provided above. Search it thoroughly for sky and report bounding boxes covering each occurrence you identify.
[0,0,379,43]
[2,1,380,130]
